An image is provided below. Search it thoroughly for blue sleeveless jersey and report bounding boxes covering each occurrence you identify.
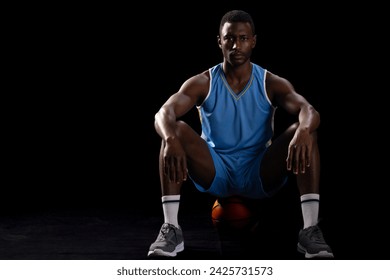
[194,63,277,198]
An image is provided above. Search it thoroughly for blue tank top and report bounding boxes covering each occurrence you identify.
[197,63,275,167]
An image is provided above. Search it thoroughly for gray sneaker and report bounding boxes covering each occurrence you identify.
[148,223,184,257]
[297,225,334,259]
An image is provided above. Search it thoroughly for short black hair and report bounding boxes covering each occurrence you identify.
[219,10,255,35]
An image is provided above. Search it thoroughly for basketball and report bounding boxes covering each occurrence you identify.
[211,196,253,230]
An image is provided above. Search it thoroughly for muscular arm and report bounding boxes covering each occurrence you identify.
[154,71,209,141]
[266,72,320,174]
[154,71,209,183]
[267,72,320,131]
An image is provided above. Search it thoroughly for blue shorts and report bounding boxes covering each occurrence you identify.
[190,145,287,199]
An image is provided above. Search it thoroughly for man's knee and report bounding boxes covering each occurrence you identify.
[175,120,189,135]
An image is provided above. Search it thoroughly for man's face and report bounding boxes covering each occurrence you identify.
[218,21,256,66]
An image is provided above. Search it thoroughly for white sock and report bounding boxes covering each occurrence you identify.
[300,193,320,229]
[161,195,180,228]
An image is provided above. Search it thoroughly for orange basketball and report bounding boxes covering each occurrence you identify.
[211,196,253,230]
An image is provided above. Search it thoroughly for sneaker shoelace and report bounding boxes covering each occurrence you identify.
[157,224,174,241]
[308,226,325,243]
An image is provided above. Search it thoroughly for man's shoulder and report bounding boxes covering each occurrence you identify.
[251,62,266,71]
[209,63,222,71]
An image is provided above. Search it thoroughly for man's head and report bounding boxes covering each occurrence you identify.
[218,10,256,66]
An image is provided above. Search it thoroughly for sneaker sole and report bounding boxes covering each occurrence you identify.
[297,243,334,259]
[147,242,184,257]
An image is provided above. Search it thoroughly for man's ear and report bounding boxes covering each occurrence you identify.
[217,35,222,49]
[252,34,257,49]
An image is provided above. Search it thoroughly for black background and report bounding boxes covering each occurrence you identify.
[4,2,388,259]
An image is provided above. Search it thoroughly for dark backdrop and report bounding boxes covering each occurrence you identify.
[5,2,387,259]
